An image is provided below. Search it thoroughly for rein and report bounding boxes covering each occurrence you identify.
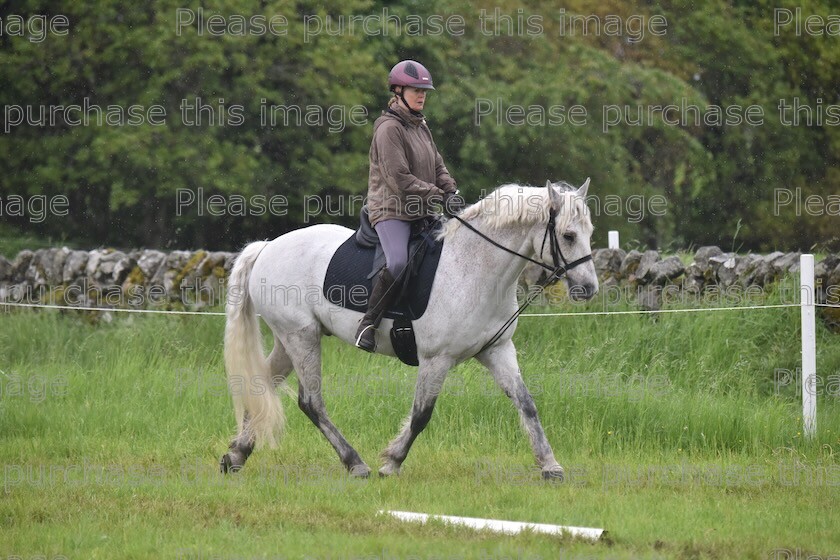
[450,211,593,353]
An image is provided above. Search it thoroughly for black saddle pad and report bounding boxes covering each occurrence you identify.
[323,232,444,321]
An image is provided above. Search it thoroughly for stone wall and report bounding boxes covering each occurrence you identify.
[1,246,839,315]
[520,245,839,315]
[0,248,235,309]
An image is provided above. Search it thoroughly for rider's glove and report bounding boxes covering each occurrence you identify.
[442,191,466,217]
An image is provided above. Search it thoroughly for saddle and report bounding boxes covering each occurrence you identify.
[322,207,445,365]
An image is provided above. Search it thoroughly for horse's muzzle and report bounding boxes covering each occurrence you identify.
[569,282,599,301]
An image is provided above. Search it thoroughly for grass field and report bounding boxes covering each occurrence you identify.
[2,284,840,559]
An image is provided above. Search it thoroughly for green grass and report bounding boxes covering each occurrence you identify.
[2,286,840,559]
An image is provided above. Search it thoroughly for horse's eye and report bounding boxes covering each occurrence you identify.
[563,232,576,243]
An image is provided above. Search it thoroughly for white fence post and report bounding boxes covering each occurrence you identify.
[608,231,619,249]
[800,254,816,439]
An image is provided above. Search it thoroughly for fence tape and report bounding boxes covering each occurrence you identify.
[1,300,826,317]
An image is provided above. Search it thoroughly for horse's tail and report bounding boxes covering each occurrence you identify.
[224,241,285,448]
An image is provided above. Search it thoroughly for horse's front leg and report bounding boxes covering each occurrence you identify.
[379,355,454,476]
[477,340,564,480]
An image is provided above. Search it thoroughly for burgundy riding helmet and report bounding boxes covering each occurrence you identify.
[388,60,435,90]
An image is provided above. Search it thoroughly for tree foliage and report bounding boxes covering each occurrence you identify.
[1,0,837,251]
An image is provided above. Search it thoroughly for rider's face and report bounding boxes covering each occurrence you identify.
[400,87,428,112]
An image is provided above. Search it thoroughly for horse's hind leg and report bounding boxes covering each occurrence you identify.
[220,411,256,473]
[283,324,371,478]
[220,337,293,473]
[477,340,563,480]
[267,335,294,386]
[379,355,454,476]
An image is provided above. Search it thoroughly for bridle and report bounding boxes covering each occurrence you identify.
[450,209,593,285]
[450,208,593,352]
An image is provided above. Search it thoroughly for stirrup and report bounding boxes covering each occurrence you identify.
[355,324,376,352]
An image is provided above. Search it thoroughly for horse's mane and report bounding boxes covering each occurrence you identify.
[437,181,590,240]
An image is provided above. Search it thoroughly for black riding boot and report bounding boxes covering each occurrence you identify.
[355,267,398,352]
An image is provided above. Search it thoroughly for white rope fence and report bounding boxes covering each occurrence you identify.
[0,301,226,316]
[522,303,803,317]
[2,300,836,317]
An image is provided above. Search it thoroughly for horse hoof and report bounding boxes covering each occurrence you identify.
[378,462,401,477]
[220,453,244,474]
[349,464,371,478]
[541,465,564,482]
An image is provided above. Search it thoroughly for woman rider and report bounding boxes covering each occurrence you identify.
[355,60,464,352]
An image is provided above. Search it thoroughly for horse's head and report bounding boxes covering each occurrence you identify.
[539,178,599,301]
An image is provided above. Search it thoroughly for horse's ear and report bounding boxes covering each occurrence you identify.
[576,177,591,199]
[546,180,563,211]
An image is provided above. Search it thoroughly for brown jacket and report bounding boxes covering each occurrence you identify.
[367,99,457,226]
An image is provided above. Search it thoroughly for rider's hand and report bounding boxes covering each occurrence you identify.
[442,191,466,217]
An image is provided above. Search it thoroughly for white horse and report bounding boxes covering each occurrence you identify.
[220,179,598,479]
